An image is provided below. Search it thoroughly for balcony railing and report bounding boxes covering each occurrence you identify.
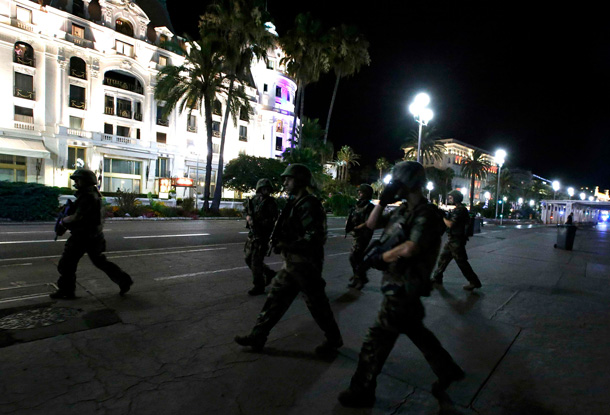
[11,18,34,33]
[69,99,86,110]
[157,118,169,127]
[14,121,35,130]
[69,68,87,79]
[14,87,35,100]
[103,133,136,145]
[117,109,132,119]
[65,33,94,49]
[212,130,220,138]
[104,106,115,115]
[13,55,35,67]
[187,125,197,133]
[66,128,92,139]
[134,112,143,121]
[103,77,144,95]
[239,136,247,142]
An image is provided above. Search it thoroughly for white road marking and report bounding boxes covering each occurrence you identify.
[0,293,52,304]
[124,233,210,239]
[0,263,32,268]
[110,247,225,259]
[0,239,68,244]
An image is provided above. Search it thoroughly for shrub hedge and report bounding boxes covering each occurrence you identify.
[0,182,62,221]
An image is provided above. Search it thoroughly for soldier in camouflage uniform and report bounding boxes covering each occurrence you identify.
[338,162,464,408]
[432,190,482,291]
[50,169,133,299]
[346,184,375,290]
[235,164,343,358]
[243,178,279,296]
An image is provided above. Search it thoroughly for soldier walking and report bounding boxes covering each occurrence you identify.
[346,184,375,290]
[50,169,133,299]
[432,190,482,290]
[243,178,278,295]
[338,162,464,407]
[235,164,343,358]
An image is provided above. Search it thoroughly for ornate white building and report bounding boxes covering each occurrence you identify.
[0,0,297,198]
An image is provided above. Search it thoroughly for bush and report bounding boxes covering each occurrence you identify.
[325,193,357,216]
[0,182,62,221]
[114,190,142,217]
[181,197,196,213]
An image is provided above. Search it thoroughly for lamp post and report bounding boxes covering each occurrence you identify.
[409,93,433,163]
[500,196,508,225]
[552,180,560,200]
[426,181,434,201]
[580,192,586,201]
[567,187,574,200]
[494,149,506,220]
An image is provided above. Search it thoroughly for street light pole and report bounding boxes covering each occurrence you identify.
[426,181,434,201]
[552,180,560,200]
[494,149,506,220]
[409,93,433,163]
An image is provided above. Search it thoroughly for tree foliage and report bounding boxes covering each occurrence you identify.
[402,126,445,163]
[461,149,492,209]
[223,154,286,193]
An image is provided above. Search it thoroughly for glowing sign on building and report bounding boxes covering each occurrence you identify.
[173,177,194,187]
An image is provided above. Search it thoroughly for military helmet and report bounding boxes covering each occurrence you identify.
[390,161,426,190]
[448,190,464,204]
[358,183,374,199]
[70,169,98,186]
[256,178,273,193]
[280,163,312,187]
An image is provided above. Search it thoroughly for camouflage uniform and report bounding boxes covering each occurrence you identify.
[347,199,375,288]
[432,203,481,287]
[250,192,342,346]
[55,173,132,297]
[243,193,278,290]
[348,199,463,395]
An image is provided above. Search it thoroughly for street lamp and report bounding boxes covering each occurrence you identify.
[552,180,560,200]
[426,181,434,201]
[383,174,392,184]
[409,93,433,163]
[567,187,574,199]
[529,199,535,207]
[494,149,506,220]
[580,192,586,201]
[518,197,523,205]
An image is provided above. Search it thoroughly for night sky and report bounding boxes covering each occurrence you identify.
[167,1,610,190]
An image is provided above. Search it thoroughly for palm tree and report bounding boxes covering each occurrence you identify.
[201,0,276,212]
[297,117,333,163]
[335,145,360,182]
[401,126,445,164]
[155,34,224,211]
[461,149,492,209]
[323,25,370,144]
[375,157,390,181]
[280,13,329,147]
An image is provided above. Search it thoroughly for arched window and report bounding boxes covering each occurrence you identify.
[14,42,34,67]
[69,57,87,79]
[103,70,143,95]
[115,19,134,37]
[213,100,222,116]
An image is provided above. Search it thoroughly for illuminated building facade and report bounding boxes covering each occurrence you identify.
[0,0,296,198]
[404,138,497,204]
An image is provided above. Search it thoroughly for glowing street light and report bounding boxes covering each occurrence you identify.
[426,181,434,201]
[518,197,523,205]
[529,199,535,207]
[567,187,574,199]
[552,180,560,200]
[580,192,586,201]
[409,93,433,163]
[484,191,491,200]
[588,196,594,202]
[383,174,392,184]
[494,149,506,220]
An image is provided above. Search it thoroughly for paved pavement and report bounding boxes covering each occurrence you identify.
[1,223,609,415]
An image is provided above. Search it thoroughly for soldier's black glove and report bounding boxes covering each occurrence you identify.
[379,181,402,206]
[357,249,388,274]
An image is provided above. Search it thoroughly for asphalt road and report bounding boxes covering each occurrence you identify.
[0,218,540,307]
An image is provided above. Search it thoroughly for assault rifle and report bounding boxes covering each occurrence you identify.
[245,197,255,234]
[54,199,73,241]
[267,200,290,256]
[357,214,408,274]
[344,207,356,238]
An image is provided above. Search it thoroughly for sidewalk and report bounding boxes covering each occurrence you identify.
[1,224,609,414]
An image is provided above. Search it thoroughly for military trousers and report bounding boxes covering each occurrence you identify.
[251,259,341,342]
[350,292,461,391]
[433,238,481,285]
[244,237,275,288]
[349,232,373,281]
[57,232,131,294]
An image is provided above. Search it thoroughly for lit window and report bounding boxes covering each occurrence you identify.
[116,40,133,56]
[72,24,85,38]
[159,55,167,67]
[16,7,32,23]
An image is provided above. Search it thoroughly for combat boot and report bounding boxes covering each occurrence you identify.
[462,281,482,291]
[49,290,76,300]
[351,276,369,290]
[315,337,343,359]
[338,386,376,408]
[431,365,465,399]
[119,275,133,296]
[248,286,265,296]
[234,334,266,352]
